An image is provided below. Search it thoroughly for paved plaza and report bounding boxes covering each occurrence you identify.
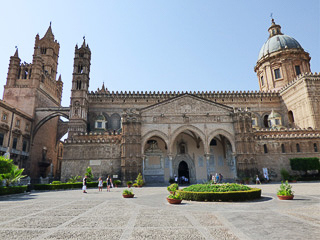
[0,182,319,240]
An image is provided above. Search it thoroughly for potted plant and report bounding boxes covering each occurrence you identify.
[122,189,134,198]
[113,180,121,187]
[277,181,294,200]
[167,192,182,204]
[132,183,138,188]
[135,173,144,187]
[126,180,133,188]
[167,183,179,194]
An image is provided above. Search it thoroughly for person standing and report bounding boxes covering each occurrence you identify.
[106,175,112,192]
[215,173,219,184]
[98,177,103,192]
[82,175,88,193]
[219,173,223,183]
[256,175,261,184]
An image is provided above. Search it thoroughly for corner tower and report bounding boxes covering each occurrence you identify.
[3,23,62,116]
[254,19,311,91]
[68,38,91,137]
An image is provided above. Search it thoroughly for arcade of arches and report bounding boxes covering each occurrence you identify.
[142,129,236,184]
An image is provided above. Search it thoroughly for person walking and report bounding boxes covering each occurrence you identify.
[256,175,261,184]
[82,175,87,193]
[215,173,219,184]
[219,173,223,183]
[106,175,112,192]
[98,177,103,192]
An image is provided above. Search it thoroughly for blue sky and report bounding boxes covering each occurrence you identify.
[0,0,319,107]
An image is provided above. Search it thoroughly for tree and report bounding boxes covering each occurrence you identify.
[85,167,93,182]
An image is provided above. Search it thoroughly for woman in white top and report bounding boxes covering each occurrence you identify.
[98,177,103,192]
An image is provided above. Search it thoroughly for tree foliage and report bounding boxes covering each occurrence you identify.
[290,158,320,173]
[0,156,26,187]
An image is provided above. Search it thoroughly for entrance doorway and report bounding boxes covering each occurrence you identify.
[178,161,189,184]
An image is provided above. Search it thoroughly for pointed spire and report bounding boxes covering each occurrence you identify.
[43,22,54,41]
[101,82,105,91]
[13,46,19,58]
[82,36,86,48]
[58,74,62,82]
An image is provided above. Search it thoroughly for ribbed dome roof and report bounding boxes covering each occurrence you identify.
[258,34,302,60]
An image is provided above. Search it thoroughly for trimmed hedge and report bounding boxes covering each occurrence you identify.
[179,188,261,202]
[34,182,103,191]
[0,186,27,196]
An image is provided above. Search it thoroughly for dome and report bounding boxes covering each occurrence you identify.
[258,34,302,60]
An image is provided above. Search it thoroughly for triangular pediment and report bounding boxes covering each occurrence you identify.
[141,94,233,115]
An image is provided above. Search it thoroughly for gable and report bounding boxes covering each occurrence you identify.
[141,94,233,116]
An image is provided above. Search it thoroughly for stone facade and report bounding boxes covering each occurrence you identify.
[2,24,63,181]
[61,19,320,183]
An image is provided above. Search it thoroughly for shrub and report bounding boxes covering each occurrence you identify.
[132,183,138,187]
[67,176,81,183]
[0,156,26,187]
[290,157,320,174]
[113,180,121,186]
[123,189,133,195]
[126,181,133,185]
[178,183,261,202]
[167,183,179,193]
[168,192,182,200]
[277,181,294,196]
[182,183,251,193]
[85,167,93,182]
[179,188,261,202]
[34,182,99,191]
[0,186,27,195]
[135,173,144,186]
[280,168,290,181]
[52,181,61,184]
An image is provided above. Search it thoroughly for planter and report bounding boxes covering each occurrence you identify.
[167,197,182,204]
[277,195,294,200]
[123,194,134,198]
[127,185,132,188]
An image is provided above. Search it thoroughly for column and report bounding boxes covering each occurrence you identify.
[142,155,145,181]
[205,154,210,180]
[168,155,173,178]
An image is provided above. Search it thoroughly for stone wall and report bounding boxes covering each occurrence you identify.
[61,135,121,182]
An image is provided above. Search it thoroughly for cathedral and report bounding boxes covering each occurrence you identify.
[1,19,319,183]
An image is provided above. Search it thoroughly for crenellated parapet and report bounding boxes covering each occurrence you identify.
[279,72,320,94]
[88,90,279,100]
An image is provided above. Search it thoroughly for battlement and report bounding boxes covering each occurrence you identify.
[89,90,280,99]
[279,72,320,93]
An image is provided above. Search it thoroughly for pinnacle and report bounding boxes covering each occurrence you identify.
[13,47,19,58]
[43,22,54,41]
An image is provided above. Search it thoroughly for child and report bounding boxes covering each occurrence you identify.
[98,177,103,192]
[82,175,87,193]
[256,175,261,184]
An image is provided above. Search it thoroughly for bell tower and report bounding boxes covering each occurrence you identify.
[68,38,91,137]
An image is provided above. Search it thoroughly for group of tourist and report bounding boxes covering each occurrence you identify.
[212,173,223,184]
[82,175,113,193]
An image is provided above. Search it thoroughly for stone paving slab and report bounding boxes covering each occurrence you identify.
[0,182,319,240]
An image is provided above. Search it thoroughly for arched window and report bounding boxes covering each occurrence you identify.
[263,115,269,128]
[296,143,300,153]
[281,144,285,153]
[263,144,268,153]
[314,143,318,152]
[288,111,294,126]
[210,139,217,146]
[179,143,186,154]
